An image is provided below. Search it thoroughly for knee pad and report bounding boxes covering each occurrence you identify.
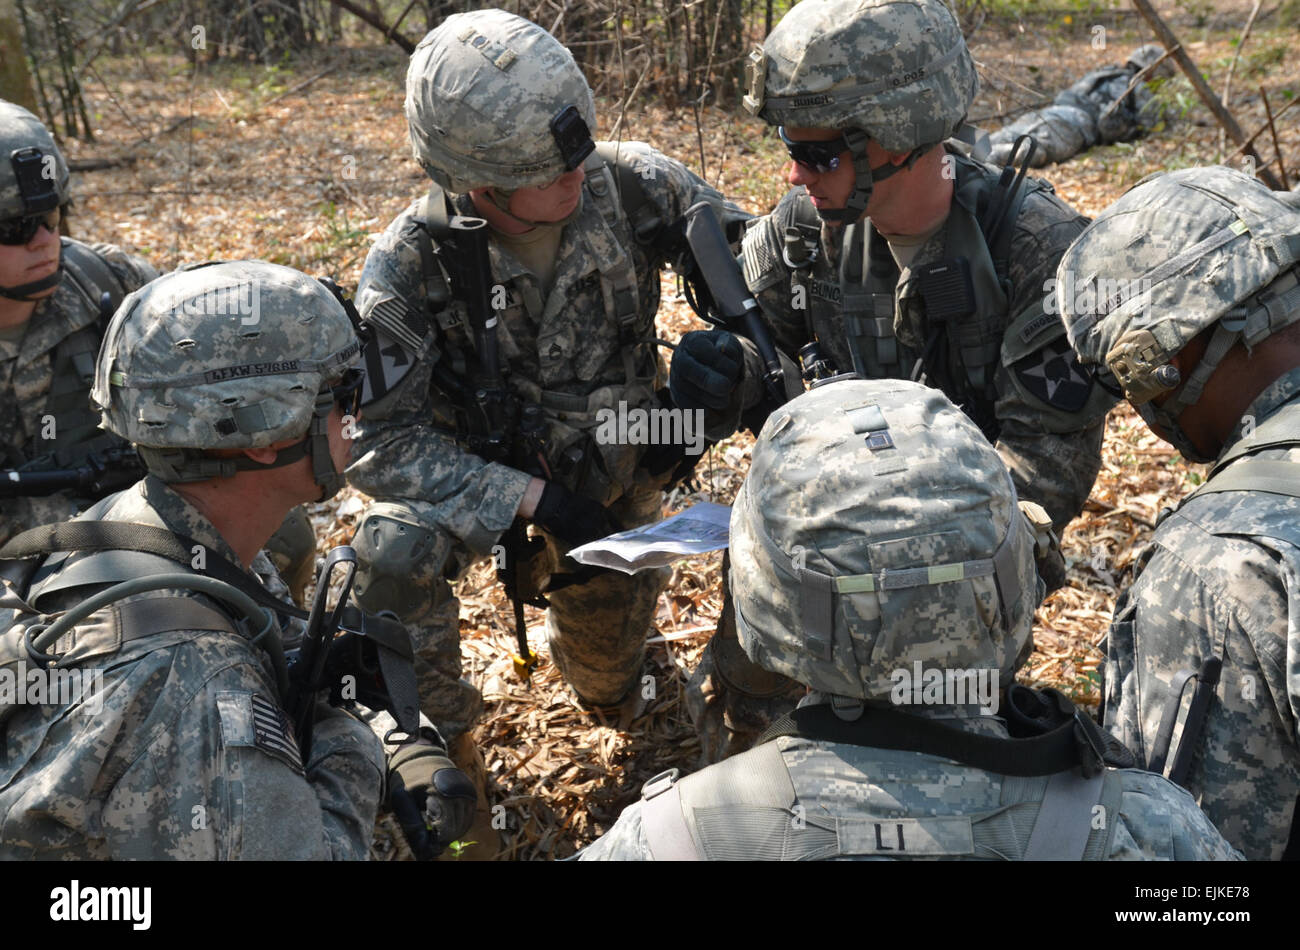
[264,506,317,601]
[352,503,449,618]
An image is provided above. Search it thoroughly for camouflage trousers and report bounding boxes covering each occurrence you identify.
[685,550,805,766]
[352,484,669,740]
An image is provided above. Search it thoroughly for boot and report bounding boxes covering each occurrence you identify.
[438,733,503,861]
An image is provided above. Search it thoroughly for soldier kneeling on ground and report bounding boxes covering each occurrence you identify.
[579,377,1241,861]
[0,99,318,603]
[0,261,472,859]
[1058,166,1300,860]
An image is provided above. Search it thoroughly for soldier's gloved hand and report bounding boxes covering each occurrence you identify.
[532,481,619,547]
[670,330,745,411]
[387,739,476,860]
[640,389,709,485]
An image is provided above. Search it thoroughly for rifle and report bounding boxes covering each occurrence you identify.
[0,446,146,500]
[282,545,422,762]
[421,203,547,681]
[680,201,790,405]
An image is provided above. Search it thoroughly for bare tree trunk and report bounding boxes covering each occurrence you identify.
[0,0,38,110]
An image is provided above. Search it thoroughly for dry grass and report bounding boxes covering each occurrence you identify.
[62,2,1295,858]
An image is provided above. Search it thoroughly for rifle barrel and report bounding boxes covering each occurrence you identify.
[682,202,787,404]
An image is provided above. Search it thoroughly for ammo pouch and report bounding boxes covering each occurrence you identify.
[514,353,658,508]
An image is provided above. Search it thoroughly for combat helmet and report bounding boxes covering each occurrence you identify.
[1058,166,1300,462]
[92,260,363,498]
[405,9,597,196]
[728,374,1040,712]
[0,100,71,300]
[743,0,978,223]
[729,377,1040,711]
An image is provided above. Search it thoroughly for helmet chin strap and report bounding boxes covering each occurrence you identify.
[813,128,919,225]
[1137,320,1244,464]
[0,265,62,301]
[304,388,345,501]
[141,390,346,499]
[485,186,583,230]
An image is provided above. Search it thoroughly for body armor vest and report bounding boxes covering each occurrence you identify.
[383,150,666,504]
[5,240,128,470]
[639,733,1125,861]
[829,153,1039,441]
[1141,394,1300,788]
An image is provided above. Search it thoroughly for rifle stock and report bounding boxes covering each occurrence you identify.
[682,201,789,405]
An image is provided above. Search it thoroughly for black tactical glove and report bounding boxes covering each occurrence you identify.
[532,481,619,547]
[669,329,745,411]
[639,389,710,486]
[387,738,477,860]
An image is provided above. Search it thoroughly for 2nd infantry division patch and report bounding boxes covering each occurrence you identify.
[1014,336,1094,412]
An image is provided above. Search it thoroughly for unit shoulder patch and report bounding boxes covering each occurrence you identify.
[1013,335,1094,412]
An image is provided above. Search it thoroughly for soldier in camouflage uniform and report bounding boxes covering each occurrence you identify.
[670,0,1113,763]
[348,9,746,742]
[987,44,1172,168]
[0,261,473,859]
[0,100,325,603]
[579,378,1240,861]
[0,100,157,543]
[1058,167,1300,860]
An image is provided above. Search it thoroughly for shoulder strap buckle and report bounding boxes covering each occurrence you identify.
[641,768,680,800]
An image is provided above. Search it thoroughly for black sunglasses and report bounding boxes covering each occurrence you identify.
[0,207,60,246]
[778,127,849,174]
[330,367,365,417]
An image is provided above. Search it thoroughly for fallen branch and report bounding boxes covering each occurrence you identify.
[1228,94,1300,160]
[1260,86,1291,190]
[68,155,138,171]
[645,626,714,644]
[1099,43,1179,122]
[326,0,415,53]
[1220,0,1263,137]
[261,64,339,110]
[388,0,422,36]
[1130,0,1283,189]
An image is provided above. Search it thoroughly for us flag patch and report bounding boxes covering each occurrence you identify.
[251,693,304,775]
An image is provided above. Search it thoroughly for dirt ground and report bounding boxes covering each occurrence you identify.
[59,1,1300,858]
